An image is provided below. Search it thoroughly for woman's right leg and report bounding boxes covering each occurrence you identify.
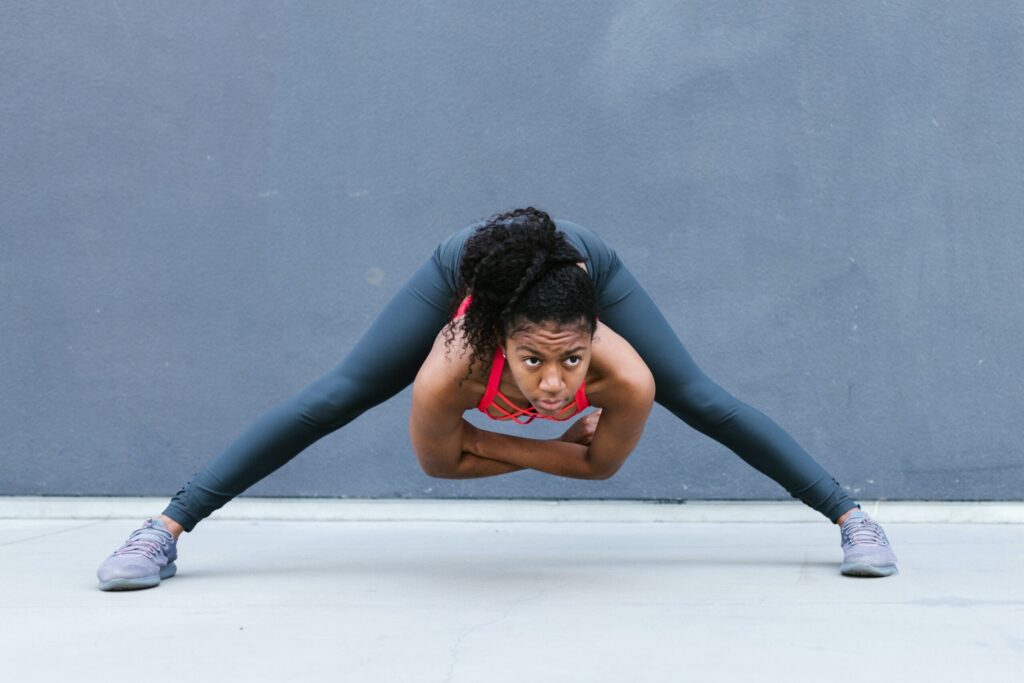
[98,230,474,589]
[161,249,458,532]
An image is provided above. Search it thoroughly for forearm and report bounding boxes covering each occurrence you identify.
[468,429,600,479]
[443,451,526,479]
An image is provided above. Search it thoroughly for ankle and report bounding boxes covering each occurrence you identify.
[835,508,862,525]
[157,514,185,540]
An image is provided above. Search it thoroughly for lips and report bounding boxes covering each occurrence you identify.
[535,399,566,411]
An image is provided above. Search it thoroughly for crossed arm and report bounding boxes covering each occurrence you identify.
[408,337,655,481]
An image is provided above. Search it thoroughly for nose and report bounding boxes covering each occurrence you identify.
[538,366,565,395]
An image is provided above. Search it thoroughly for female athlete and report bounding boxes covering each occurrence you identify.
[97,208,897,590]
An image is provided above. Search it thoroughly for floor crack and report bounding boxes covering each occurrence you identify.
[442,590,546,683]
[0,519,107,547]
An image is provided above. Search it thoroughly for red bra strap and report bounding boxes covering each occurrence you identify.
[455,296,472,318]
[477,347,505,412]
[573,383,590,412]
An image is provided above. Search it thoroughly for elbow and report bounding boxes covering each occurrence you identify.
[415,453,460,479]
[410,436,460,478]
[423,467,460,480]
[586,460,622,481]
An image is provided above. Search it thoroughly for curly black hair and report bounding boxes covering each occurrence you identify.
[447,207,598,375]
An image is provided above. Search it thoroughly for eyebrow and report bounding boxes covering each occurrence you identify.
[517,345,587,356]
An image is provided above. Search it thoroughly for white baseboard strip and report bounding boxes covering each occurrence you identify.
[1,497,1023,523]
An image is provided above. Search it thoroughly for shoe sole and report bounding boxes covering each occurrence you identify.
[840,561,898,578]
[98,562,177,591]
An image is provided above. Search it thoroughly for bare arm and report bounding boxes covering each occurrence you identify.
[409,323,655,481]
[461,368,654,480]
[409,330,525,479]
[462,324,656,479]
[460,422,593,478]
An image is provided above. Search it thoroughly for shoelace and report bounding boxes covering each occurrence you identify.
[111,527,170,559]
[841,517,889,547]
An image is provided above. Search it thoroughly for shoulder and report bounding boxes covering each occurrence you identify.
[413,321,489,412]
[586,323,655,407]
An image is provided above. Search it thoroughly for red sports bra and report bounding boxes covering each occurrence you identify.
[455,297,590,424]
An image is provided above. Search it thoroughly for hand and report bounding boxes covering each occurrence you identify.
[558,410,602,447]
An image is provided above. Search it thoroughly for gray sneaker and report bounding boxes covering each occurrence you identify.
[840,510,898,577]
[97,518,178,591]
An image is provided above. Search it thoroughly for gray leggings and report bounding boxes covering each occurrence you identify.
[164,220,855,531]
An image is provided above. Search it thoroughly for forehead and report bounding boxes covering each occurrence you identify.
[505,321,591,353]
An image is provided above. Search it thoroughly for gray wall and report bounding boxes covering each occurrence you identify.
[3,2,1022,502]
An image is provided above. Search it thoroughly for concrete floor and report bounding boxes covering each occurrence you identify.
[1,504,1022,682]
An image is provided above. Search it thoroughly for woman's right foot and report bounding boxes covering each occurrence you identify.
[96,518,178,591]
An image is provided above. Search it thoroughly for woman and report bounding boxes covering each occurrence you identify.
[97,208,897,590]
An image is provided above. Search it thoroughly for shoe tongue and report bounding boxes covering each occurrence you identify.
[841,513,873,533]
[145,517,169,533]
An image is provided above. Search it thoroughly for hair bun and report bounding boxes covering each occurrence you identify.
[450,207,595,380]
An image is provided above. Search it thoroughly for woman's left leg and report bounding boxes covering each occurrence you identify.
[594,255,857,522]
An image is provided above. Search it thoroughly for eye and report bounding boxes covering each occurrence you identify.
[523,357,542,368]
[565,355,582,367]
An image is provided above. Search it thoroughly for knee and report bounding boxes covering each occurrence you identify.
[660,378,739,430]
[294,371,378,430]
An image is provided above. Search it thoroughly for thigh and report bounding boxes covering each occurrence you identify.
[329,250,459,402]
[596,258,713,396]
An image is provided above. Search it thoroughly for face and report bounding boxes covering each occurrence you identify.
[502,320,593,415]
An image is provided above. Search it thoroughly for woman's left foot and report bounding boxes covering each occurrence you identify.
[839,511,898,577]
